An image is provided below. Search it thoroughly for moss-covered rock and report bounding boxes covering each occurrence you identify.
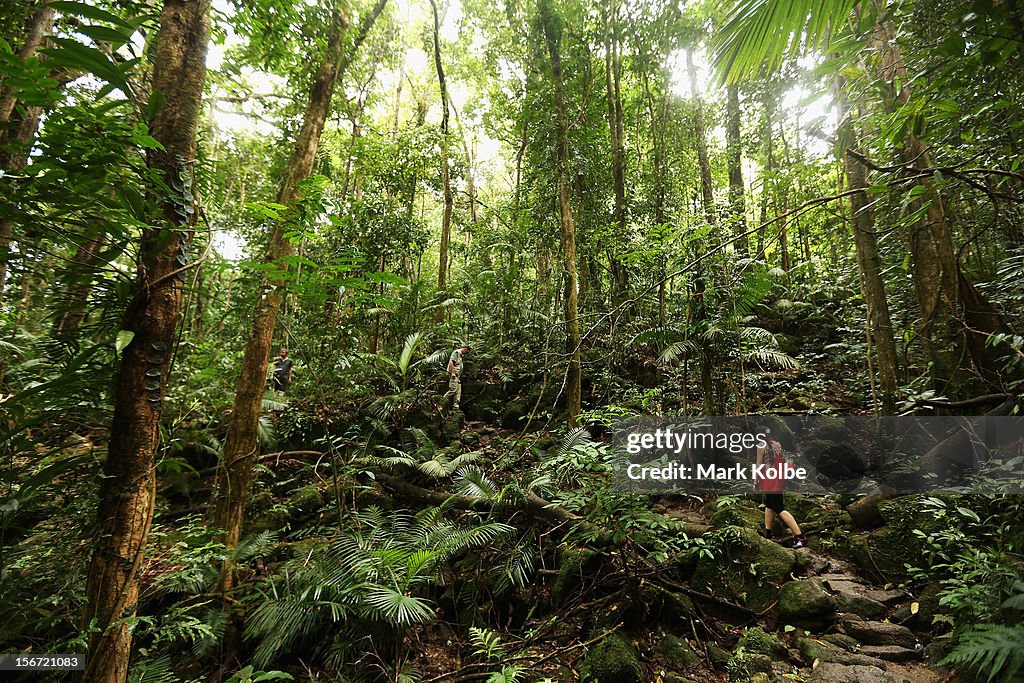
[727,651,774,681]
[707,644,732,668]
[290,485,323,515]
[836,495,965,581]
[779,578,837,623]
[654,634,700,669]
[739,627,787,657]
[691,526,796,617]
[551,546,602,606]
[708,499,764,530]
[580,634,644,683]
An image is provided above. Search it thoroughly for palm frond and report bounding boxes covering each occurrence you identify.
[553,427,590,458]
[660,339,699,364]
[455,466,499,499]
[398,332,423,376]
[364,586,435,625]
[712,0,862,83]
[746,348,800,370]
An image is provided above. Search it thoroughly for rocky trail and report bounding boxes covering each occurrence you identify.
[213,415,963,682]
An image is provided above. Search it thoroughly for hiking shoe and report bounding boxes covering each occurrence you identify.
[792,535,808,549]
[760,527,774,540]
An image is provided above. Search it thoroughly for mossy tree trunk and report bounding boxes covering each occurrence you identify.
[539,0,581,426]
[430,0,453,294]
[82,1,211,680]
[869,4,1008,397]
[726,83,748,257]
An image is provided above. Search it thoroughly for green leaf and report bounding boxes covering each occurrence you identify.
[115,330,135,353]
[50,1,138,32]
[43,37,132,95]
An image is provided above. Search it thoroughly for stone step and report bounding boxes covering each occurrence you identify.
[797,637,887,668]
[807,662,910,682]
[841,615,919,649]
[822,579,889,619]
[859,644,924,663]
[817,573,866,583]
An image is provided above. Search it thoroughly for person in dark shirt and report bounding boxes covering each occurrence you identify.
[272,347,293,395]
[444,345,469,412]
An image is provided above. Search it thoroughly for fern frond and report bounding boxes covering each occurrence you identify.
[941,624,1024,683]
[553,427,590,458]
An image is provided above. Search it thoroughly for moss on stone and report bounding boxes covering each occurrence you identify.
[691,526,795,615]
[778,578,837,621]
[709,500,764,530]
[551,546,601,606]
[290,485,323,514]
[580,634,644,683]
[739,626,786,657]
[655,634,700,669]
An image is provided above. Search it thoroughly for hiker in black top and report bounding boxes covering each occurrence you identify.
[272,347,293,395]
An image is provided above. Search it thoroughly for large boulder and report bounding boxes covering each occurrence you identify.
[551,546,602,606]
[779,578,837,624]
[738,626,787,658]
[580,634,644,683]
[796,636,886,668]
[691,526,796,616]
[706,497,764,530]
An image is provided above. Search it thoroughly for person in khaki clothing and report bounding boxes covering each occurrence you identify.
[444,345,470,412]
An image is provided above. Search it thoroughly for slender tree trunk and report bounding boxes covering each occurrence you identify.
[604,0,627,298]
[686,49,714,228]
[52,231,108,339]
[430,0,453,292]
[686,48,718,414]
[452,103,478,225]
[836,81,900,413]
[82,2,210,681]
[726,83,748,256]
[212,8,348,591]
[540,0,581,426]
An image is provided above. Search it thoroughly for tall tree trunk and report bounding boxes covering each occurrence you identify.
[604,0,627,298]
[451,103,478,226]
[212,8,348,592]
[82,2,210,681]
[869,5,1008,396]
[686,49,714,228]
[835,79,900,413]
[430,0,453,292]
[686,48,718,414]
[726,83,747,256]
[540,0,581,426]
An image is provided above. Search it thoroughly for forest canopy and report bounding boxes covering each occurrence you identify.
[1,0,1024,681]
